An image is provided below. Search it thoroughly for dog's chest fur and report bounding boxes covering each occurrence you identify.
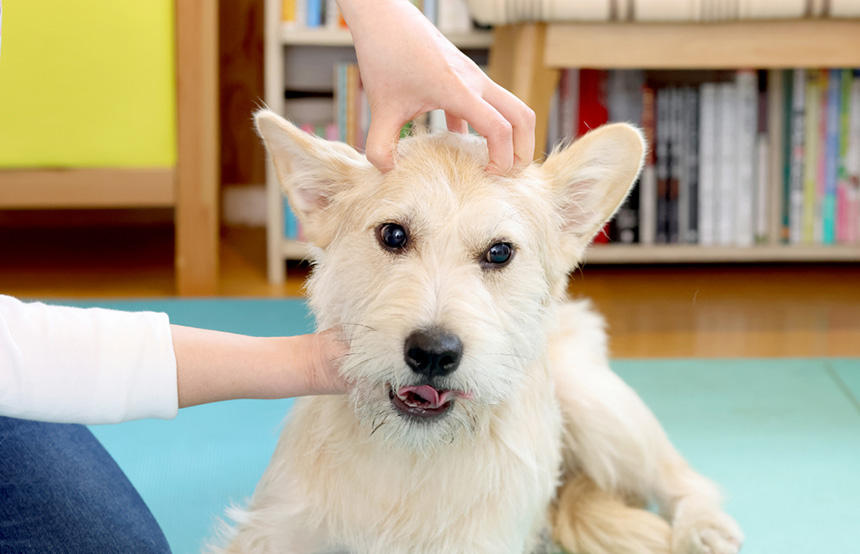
[264,360,563,554]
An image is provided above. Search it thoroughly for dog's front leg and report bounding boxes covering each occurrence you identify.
[217,471,338,554]
[551,333,743,553]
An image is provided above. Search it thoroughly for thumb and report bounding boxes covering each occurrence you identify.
[365,112,407,172]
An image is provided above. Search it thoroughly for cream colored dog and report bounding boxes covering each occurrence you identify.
[219,110,743,554]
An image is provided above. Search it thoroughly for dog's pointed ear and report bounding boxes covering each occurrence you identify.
[541,123,645,252]
[254,109,373,244]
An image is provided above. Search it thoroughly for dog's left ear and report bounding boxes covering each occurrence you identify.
[540,123,645,248]
[254,109,373,245]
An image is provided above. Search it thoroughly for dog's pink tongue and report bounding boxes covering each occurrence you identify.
[398,385,442,408]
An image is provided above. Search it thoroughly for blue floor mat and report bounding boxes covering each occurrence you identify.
[53,299,860,553]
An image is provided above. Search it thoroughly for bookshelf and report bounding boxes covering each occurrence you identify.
[264,8,860,283]
[492,20,860,266]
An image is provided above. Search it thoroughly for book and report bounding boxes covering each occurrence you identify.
[845,70,860,243]
[788,69,806,244]
[736,70,757,247]
[767,70,785,244]
[685,87,700,244]
[822,69,841,244]
[698,83,717,246]
[667,87,681,244]
[717,81,737,246]
[754,70,770,244]
[836,69,854,243]
[640,85,657,245]
[816,70,828,242]
[306,0,323,27]
[607,71,644,244]
[802,70,820,244]
[655,87,670,243]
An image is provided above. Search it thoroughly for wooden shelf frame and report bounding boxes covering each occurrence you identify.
[0,1,219,295]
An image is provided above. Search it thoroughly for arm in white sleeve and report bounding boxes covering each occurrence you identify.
[0,295,178,424]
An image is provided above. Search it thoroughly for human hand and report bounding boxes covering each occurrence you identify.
[337,0,535,174]
[301,327,350,395]
[174,325,349,409]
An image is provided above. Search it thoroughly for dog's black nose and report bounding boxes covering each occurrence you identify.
[404,328,463,378]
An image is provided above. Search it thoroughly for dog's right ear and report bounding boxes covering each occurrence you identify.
[254,109,373,245]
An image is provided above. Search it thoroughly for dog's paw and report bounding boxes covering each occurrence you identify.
[671,505,743,554]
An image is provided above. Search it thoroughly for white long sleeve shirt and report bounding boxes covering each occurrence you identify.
[0,295,178,424]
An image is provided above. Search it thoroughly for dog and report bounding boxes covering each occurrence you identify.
[217,109,743,554]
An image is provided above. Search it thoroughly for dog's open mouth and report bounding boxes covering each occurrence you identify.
[388,385,468,419]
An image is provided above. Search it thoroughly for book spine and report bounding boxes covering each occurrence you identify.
[560,69,579,140]
[607,71,643,244]
[668,87,681,244]
[686,87,700,244]
[822,69,841,244]
[802,71,820,244]
[836,69,851,243]
[755,70,770,243]
[655,87,669,244]
[281,0,298,26]
[640,85,657,245]
[718,82,737,246]
[816,70,828,242]
[736,70,757,247]
[789,69,806,244]
[850,71,860,242]
[767,70,785,244]
[698,83,716,245]
[306,0,323,27]
[346,64,359,147]
[335,64,347,143]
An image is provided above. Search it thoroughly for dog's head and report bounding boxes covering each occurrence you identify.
[256,110,644,451]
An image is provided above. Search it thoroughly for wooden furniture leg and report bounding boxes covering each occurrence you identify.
[175,0,220,295]
[488,23,561,159]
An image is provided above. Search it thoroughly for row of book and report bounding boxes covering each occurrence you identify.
[549,69,860,246]
[281,0,476,34]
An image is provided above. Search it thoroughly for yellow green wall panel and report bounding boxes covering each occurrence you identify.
[0,0,176,168]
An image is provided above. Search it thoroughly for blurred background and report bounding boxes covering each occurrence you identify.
[1,0,858,358]
[1,2,859,551]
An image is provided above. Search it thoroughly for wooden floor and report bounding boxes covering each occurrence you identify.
[1,225,858,358]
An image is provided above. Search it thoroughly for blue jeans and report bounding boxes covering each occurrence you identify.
[0,416,171,553]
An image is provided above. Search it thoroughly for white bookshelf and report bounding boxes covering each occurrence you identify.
[264,0,494,283]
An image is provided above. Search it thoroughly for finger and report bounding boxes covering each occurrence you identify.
[365,111,407,172]
[445,113,468,134]
[483,82,536,167]
[446,93,513,174]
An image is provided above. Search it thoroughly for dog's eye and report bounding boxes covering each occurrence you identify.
[377,223,408,251]
[483,243,513,267]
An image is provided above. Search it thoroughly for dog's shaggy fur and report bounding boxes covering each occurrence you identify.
[217,110,743,554]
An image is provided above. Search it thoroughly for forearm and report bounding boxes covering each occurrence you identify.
[173,325,346,408]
